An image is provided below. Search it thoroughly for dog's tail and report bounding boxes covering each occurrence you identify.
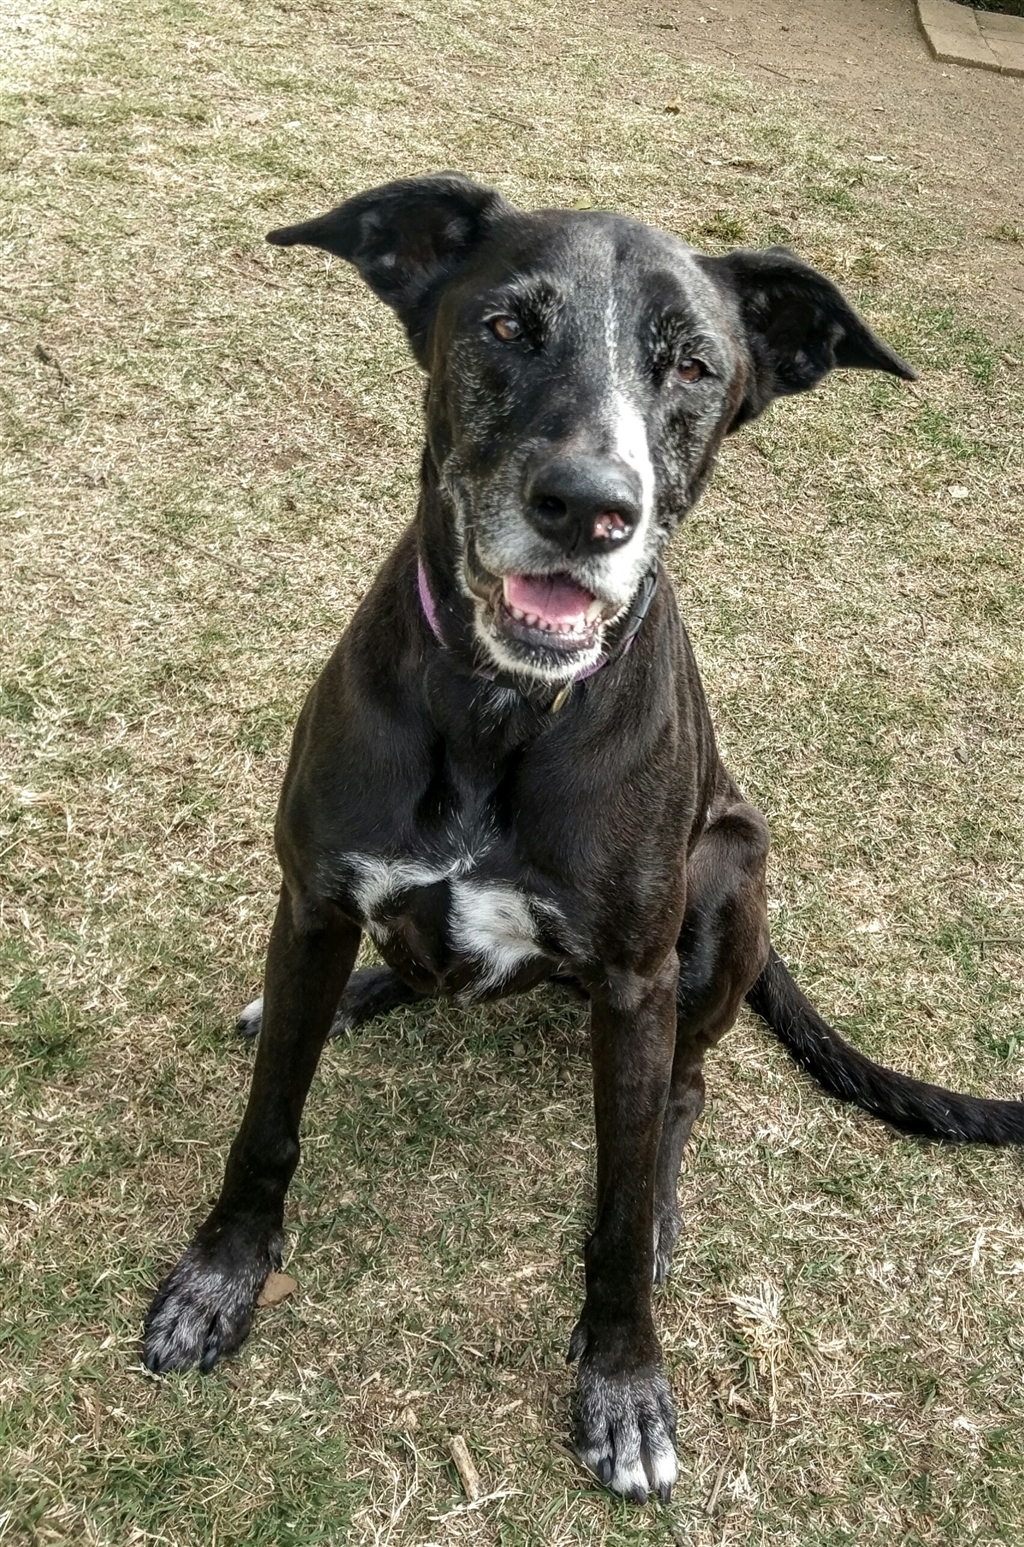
[746,947,1024,1144]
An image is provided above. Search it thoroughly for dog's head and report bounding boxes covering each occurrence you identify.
[269,173,914,686]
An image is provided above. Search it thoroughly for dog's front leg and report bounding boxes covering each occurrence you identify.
[143,886,358,1373]
[570,955,678,1503]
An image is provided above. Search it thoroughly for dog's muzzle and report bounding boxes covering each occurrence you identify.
[465,548,628,669]
[499,572,608,653]
[465,454,646,672]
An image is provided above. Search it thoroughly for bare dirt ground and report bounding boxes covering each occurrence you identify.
[614,0,1024,321]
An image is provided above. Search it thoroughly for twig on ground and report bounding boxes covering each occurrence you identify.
[452,106,538,131]
[716,45,810,83]
[431,1488,521,1521]
[448,1433,481,1500]
[704,1457,728,1515]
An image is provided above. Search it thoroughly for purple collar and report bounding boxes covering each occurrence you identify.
[416,557,655,703]
[417,555,446,648]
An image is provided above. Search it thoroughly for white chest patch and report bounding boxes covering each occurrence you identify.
[346,852,460,916]
[342,850,559,994]
[449,878,543,992]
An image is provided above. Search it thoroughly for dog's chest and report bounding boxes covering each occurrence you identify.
[340,832,568,997]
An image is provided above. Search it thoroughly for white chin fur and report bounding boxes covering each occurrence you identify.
[475,610,604,685]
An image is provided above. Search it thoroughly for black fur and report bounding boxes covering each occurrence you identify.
[748,949,1024,1143]
[698,246,915,428]
[143,174,1018,1506]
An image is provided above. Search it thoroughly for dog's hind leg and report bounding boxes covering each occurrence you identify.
[237,966,426,1040]
[653,796,770,1282]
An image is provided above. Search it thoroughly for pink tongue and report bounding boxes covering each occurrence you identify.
[503,573,596,628]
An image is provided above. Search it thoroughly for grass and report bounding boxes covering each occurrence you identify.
[2,0,1023,1542]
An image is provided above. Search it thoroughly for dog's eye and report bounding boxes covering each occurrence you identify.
[488,314,523,342]
[676,357,706,383]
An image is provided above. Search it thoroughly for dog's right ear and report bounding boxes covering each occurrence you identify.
[698,246,916,431]
[267,172,511,363]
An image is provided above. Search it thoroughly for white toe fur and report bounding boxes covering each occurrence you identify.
[576,1363,678,1499]
[647,1438,679,1491]
[237,995,263,1033]
[611,1454,650,1498]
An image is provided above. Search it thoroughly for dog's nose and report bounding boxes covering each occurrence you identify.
[524,455,642,552]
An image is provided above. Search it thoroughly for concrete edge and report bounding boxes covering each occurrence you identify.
[917,0,1024,77]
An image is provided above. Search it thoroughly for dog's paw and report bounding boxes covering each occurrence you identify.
[142,1235,278,1374]
[236,996,264,1037]
[652,1204,681,1284]
[235,994,354,1041]
[571,1345,678,1503]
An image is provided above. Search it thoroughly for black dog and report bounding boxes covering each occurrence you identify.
[143,173,1024,1503]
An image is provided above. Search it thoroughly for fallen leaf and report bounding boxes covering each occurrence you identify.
[257,1271,298,1307]
[726,1385,758,1419]
[664,98,683,114]
[947,485,970,501]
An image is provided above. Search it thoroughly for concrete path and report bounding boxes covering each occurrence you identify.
[918,0,1024,77]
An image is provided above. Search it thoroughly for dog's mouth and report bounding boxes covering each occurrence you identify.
[463,544,629,677]
[498,572,608,654]
[467,556,623,661]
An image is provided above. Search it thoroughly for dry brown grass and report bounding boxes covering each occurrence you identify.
[2,0,1023,1543]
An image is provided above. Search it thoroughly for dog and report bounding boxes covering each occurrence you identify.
[143,173,1024,1503]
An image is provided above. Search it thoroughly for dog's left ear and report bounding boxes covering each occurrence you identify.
[267,172,511,362]
[698,246,916,431]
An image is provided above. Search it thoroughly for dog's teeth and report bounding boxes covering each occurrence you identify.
[505,601,593,638]
[585,599,604,624]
